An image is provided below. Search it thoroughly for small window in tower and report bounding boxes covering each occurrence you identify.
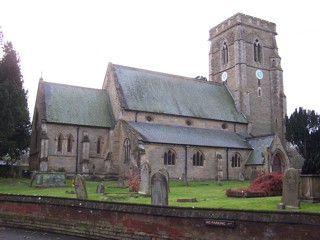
[258,87,262,97]
[222,42,228,65]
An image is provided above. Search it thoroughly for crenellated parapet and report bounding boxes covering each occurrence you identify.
[209,13,277,40]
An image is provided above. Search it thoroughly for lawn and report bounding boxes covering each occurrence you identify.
[1,178,320,212]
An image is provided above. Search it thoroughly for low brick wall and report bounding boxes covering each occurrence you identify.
[0,194,320,239]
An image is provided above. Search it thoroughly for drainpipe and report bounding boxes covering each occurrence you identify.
[76,127,80,175]
[135,111,139,122]
[184,145,189,186]
[226,148,229,180]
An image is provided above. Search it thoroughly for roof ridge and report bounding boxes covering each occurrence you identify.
[112,63,224,86]
[43,80,104,92]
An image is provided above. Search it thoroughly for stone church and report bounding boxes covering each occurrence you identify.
[29,13,290,180]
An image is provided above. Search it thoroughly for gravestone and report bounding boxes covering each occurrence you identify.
[39,160,48,172]
[250,168,259,183]
[74,174,88,200]
[96,183,105,193]
[239,172,244,181]
[139,161,151,195]
[159,168,170,193]
[281,168,300,208]
[151,172,168,206]
[30,172,66,187]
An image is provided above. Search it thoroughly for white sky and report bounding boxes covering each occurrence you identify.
[1,0,319,120]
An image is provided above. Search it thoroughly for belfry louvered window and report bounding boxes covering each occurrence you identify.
[254,39,262,63]
[222,42,228,65]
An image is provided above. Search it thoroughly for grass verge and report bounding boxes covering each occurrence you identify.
[0,178,319,212]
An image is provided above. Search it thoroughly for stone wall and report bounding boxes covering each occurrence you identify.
[0,194,319,239]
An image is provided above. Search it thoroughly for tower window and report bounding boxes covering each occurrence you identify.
[258,87,262,97]
[193,151,204,166]
[164,149,176,166]
[254,39,262,63]
[222,42,228,65]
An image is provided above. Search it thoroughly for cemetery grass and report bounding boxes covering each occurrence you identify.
[1,178,320,212]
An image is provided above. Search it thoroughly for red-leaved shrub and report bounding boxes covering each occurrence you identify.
[128,172,140,192]
[226,172,283,198]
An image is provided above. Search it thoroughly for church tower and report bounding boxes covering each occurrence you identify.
[208,13,286,144]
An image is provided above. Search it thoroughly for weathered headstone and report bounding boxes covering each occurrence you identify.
[250,168,259,183]
[151,172,168,206]
[159,168,170,193]
[30,172,66,187]
[39,160,48,172]
[139,161,151,195]
[96,183,105,193]
[74,174,88,200]
[239,172,244,181]
[281,168,300,208]
[81,160,89,175]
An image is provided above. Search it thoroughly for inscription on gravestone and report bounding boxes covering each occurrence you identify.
[281,168,300,208]
[151,172,168,206]
[74,174,88,200]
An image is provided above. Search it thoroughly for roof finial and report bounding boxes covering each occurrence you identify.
[39,72,43,81]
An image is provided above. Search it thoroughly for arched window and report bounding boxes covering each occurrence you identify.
[67,134,73,153]
[97,137,102,155]
[254,39,262,63]
[57,134,63,152]
[164,149,176,166]
[222,41,228,65]
[193,151,204,166]
[258,87,262,97]
[231,153,242,168]
[123,138,131,163]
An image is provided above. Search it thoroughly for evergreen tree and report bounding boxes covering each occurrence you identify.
[285,107,320,174]
[0,30,31,169]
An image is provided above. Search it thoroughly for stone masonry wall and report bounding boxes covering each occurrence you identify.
[0,194,319,239]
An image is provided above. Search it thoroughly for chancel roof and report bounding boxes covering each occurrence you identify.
[112,64,247,123]
[126,121,252,149]
[42,81,113,127]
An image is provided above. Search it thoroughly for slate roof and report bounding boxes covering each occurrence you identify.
[126,121,252,149]
[42,81,113,127]
[112,64,247,123]
[246,135,275,165]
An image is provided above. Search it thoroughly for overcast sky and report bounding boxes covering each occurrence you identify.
[1,0,319,119]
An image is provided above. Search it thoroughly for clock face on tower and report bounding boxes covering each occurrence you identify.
[221,71,228,81]
[256,69,263,80]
